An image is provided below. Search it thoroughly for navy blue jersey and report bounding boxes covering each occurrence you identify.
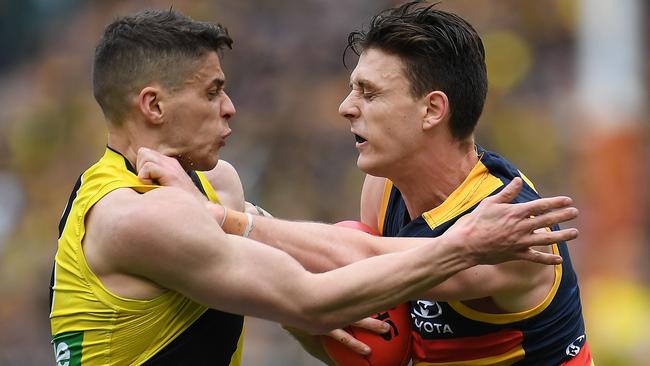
[379,147,592,365]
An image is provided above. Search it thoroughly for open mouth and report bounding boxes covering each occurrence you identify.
[354,134,367,143]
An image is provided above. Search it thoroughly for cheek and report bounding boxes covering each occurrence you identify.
[377,121,417,155]
[369,113,401,144]
[194,107,219,131]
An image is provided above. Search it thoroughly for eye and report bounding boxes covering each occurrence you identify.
[207,89,220,99]
[362,90,375,100]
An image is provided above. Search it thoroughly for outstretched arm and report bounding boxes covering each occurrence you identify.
[132,147,579,354]
[134,148,579,306]
[234,175,576,308]
[85,185,494,334]
[136,147,577,269]
[229,177,576,265]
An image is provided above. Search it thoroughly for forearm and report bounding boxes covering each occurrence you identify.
[248,216,380,272]
[251,216,539,305]
[304,241,471,329]
[209,203,426,272]
[211,208,488,305]
[194,233,470,333]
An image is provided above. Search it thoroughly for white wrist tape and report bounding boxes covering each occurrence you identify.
[243,212,254,238]
[219,207,228,227]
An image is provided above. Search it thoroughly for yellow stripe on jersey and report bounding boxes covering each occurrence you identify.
[377,179,393,235]
[196,170,221,203]
[518,170,537,193]
[422,157,503,228]
[437,165,561,324]
[415,344,524,366]
[229,321,246,365]
[448,244,562,324]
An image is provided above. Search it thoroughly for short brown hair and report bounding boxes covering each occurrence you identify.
[93,9,232,123]
[346,1,487,140]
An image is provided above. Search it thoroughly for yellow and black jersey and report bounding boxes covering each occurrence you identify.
[379,146,593,366]
[49,147,244,365]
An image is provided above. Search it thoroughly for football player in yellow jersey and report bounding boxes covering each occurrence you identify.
[50,7,580,366]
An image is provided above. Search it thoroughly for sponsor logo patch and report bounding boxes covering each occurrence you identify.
[411,300,454,335]
[52,331,83,366]
[565,334,586,357]
[412,300,442,319]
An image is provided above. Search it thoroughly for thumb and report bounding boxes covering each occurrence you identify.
[490,177,523,204]
[135,147,149,173]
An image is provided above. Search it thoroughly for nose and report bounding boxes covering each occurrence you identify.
[222,92,236,120]
[338,92,359,121]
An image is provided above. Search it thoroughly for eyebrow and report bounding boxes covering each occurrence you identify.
[350,78,378,90]
[211,78,225,89]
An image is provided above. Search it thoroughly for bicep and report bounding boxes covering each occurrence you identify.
[417,258,551,304]
[98,188,314,324]
[418,265,507,301]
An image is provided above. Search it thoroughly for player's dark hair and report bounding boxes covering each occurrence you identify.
[93,9,232,123]
[345,1,487,140]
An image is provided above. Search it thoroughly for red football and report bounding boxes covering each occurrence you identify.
[322,303,412,366]
[321,221,412,366]
[333,220,380,236]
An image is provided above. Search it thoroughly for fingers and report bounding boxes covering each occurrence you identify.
[323,318,389,356]
[327,329,371,356]
[137,161,161,184]
[351,317,391,334]
[516,248,563,265]
[136,147,180,172]
[136,147,166,184]
[516,196,574,217]
[135,147,188,184]
[136,147,160,173]
[517,228,579,247]
[486,177,523,204]
[524,207,579,232]
[513,228,579,265]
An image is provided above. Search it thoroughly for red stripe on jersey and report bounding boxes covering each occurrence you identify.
[560,342,593,365]
[412,329,524,362]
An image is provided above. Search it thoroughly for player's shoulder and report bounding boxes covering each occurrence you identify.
[84,185,217,289]
[203,160,240,184]
[87,186,204,262]
[361,174,388,229]
[92,186,198,234]
[203,160,243,194]
[362,174,386,190]
[202,160,245,210]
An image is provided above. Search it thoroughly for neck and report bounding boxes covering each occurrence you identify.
[391,139,478,219]
[106,120,158,169]
[107,136,135,166]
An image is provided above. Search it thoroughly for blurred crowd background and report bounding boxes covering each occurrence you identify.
[0,0,648,365]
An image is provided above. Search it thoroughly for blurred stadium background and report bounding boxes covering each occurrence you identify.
[0,0,648,365]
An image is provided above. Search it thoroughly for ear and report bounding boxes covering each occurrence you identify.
[138,86,165,126]
[422,91,449,131]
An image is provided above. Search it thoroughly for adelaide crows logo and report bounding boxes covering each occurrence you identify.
[412,300,442,319]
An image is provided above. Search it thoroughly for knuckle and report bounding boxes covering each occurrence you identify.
[534,202,549,213]
[541,216,554,227]
[543,234,555,243]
